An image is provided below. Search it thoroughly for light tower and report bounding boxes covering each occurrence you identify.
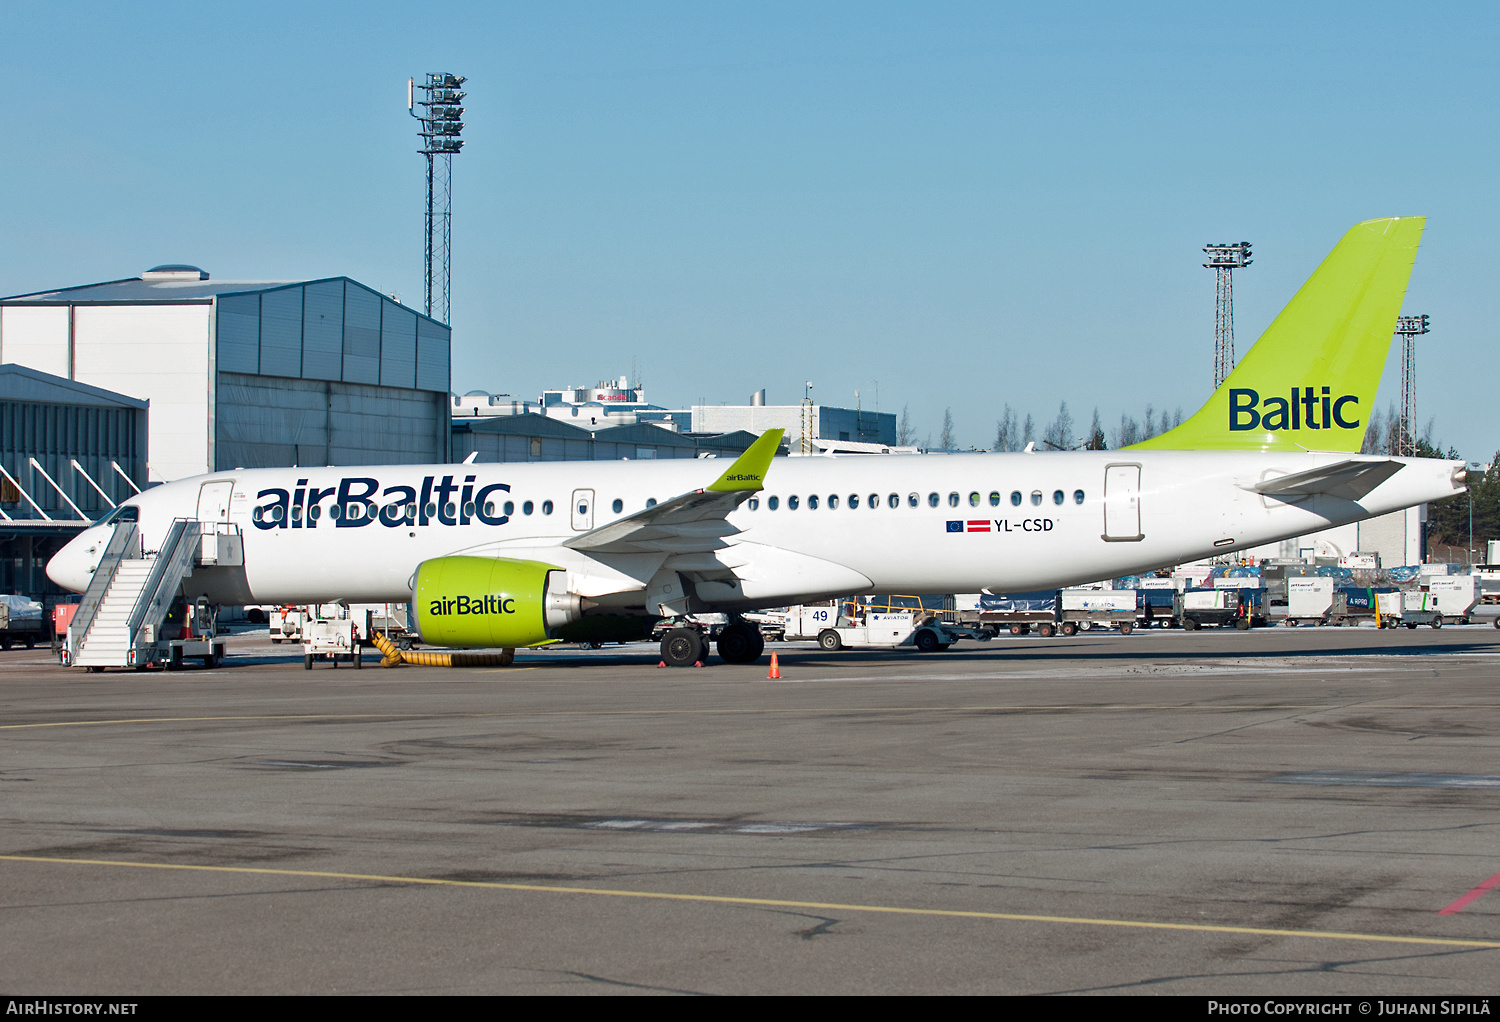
[1394,314,1430,455]
[408,73,466,324]
[1203,241,1252,389]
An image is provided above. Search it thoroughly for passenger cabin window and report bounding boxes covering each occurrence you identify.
[1073,489,1085,505]
[542,500,554,515]
[612,498,623,513]
[1030,491,1042,506]
[308,505,322,521]
[788,495,800,510]
[1010,491,1022,506]
[768,496,779,510]
[888,493,899,509]
[1052,490,1064,505]
[989,492,1001,507]
[849,494,860,509]
[504,501,515,515]
[928,492,939,508]
[829,494,840,509]
[868,493,878,509]
[908,493,918,508]
[747,498,759,511]
[968,492,980,507]
[809,494,820,509]
[646,498,658,508]
[523,501,534,515]
[948,492,959,508]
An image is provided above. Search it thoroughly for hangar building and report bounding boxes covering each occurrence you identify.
[0,266,451,482]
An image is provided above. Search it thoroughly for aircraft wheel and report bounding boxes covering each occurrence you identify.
[817,629,843,652]
[747,630,765,661]
[1431,615,1443,630]
[662,627,704,667]
[913,629,941,653]
[717,624,760,663]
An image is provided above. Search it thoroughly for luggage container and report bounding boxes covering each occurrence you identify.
[1284,578,1335,626]
[1059,588,1136,635]
[0,595,44,650]
[1175,588,1250,630]
[977,591,1060,636]
[1329,587,1397,626]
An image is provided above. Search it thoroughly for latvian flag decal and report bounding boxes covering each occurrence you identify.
[947,520,991,533]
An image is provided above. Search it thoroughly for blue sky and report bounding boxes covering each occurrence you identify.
[3,2,1495,457]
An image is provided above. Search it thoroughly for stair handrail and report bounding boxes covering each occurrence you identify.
[67,522,140,654]
[128,519,201,649]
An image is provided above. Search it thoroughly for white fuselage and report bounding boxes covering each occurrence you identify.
[47,450,1463,609]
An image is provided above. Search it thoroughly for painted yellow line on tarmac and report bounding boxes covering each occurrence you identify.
[2,853,1496,951]
[5,704,1500,731]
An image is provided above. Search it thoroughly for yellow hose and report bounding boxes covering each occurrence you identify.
[370,631,514,668]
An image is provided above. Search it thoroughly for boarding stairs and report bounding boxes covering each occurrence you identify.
[67,519,208,670]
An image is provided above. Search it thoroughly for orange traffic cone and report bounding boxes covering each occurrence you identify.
[768,652,780,679]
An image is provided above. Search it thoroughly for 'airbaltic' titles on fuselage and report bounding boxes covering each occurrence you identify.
[252,475,511,530]
[1229,388,1360,432]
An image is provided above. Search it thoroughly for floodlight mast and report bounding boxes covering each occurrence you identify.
[409,73,466,323]
[1203,241,1252,390]
[1394,314,1430,456]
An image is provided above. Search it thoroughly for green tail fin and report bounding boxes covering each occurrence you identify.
[1132,216,1424,453]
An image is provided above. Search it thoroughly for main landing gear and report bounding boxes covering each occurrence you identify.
[658,620,766,667]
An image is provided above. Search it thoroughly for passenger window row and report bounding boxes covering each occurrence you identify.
[745,489,1087,512]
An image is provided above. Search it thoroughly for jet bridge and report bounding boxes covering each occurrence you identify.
[65,518,234,671]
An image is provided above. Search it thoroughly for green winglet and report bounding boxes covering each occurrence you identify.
[1132,216,1424,453]
[707,428,785,492]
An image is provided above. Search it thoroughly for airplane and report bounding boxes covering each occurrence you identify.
[47,216,1465,667]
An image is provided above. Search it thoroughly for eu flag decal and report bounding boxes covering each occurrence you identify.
[946,520,963,533]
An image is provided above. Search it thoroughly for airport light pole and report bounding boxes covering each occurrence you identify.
[1394,314,1430,457]
[409,73,466,324]
[1204,242,1252,390]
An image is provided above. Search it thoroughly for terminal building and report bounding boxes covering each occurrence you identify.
[0,364,148,607]
[1,265,452,481]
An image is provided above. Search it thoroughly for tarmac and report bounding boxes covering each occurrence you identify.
[2,624,1498,995]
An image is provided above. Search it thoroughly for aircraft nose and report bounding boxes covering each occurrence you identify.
[46,532,101,593]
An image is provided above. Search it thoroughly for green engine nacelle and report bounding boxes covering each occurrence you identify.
[414,556,583,648]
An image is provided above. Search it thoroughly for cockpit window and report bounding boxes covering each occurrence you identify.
[93,504,139,527]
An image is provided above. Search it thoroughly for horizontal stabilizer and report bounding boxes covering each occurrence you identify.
[1252,459,1403,501]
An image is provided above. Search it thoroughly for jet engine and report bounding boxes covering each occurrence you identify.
[413,556,583,648]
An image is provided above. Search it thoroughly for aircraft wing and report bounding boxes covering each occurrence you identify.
[563,429,783,555]
[1252,459,1403,501]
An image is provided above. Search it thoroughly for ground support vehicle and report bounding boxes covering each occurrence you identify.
[1059,588,1137,636]
[1175,589,1251,630]
[0,596,45,650]
[1137,589,1179,628]
[976,592,1060,636]
[1328,587,1397,626]
[1391,579,1478,630]
[783,601,978,652]
[1284,578,1335,627]
[269,605,309,644]
[302,605,362,669]
[274,603,412,647]
[128,598,226,671]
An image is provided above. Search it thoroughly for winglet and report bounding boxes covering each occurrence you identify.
[707,429,785,492]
